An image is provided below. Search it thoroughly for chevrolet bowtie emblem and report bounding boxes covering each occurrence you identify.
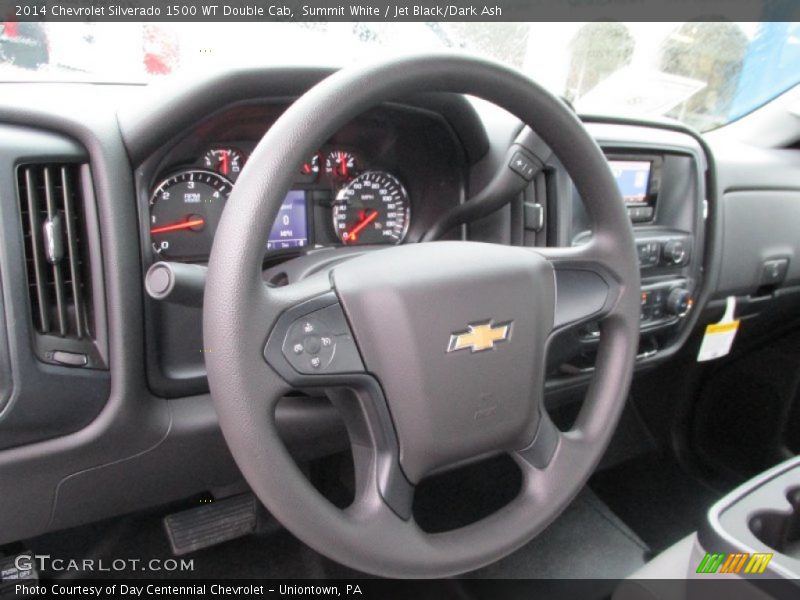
[447,321,512,353]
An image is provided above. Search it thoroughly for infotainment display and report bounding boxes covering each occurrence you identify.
[609,160,651,204]
[267,190,308,250]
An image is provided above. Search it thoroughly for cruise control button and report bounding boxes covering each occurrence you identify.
[271,296,365,376]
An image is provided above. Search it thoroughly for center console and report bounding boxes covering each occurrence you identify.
[616,459,800,598]
[701,456,800,586]
[561,123,707,373]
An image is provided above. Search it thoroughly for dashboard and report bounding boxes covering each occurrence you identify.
[141,101,708,396]
[1,67,798,548]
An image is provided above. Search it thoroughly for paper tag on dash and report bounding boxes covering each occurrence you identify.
[697,296,739,362]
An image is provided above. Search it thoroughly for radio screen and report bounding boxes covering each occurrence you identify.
[267,190,308,250]
[609,160,651,204]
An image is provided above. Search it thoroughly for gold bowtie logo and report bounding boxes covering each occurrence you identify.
[447,322,512,353]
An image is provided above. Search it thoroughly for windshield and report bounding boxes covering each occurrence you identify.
[1,21,798,131]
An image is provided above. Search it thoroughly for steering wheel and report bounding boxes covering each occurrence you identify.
[204,55,640,578]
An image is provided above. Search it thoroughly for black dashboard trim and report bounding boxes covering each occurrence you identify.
[118,68,490,167]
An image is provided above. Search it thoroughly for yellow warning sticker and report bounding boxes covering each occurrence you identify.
[698,296,739,362]
[705,321,740,335]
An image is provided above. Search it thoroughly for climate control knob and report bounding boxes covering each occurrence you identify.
[662,240,688,265]
[666,288,691,316]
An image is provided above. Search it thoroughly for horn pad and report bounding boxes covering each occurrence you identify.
[333,242,555,483]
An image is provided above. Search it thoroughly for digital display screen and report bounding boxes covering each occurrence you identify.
[267,190,308,250]
[609,160,651,204]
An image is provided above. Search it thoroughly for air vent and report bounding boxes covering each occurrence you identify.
[17,164,96,351]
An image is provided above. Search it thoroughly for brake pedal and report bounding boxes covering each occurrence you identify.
[164,494,258,556]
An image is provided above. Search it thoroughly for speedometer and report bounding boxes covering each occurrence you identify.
[332,172,410,245]
[149,169,232,260]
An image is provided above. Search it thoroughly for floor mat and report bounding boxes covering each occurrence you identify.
[465,489,647,580]
[26,488,646,585]
[590,452,721,554]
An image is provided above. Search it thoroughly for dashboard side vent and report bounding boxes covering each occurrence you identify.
[17,164,94,344]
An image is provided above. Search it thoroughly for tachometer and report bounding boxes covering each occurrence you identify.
[332,172,410,245]
[149,170,232,260]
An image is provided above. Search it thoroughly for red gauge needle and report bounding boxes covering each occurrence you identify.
[220,151,230,176]
[150,217,205,235]
[343,210,378,243]
[339,152,348,178]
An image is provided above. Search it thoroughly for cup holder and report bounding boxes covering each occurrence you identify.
[749,487,800,558]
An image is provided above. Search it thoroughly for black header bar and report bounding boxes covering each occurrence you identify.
[2,0,799,23]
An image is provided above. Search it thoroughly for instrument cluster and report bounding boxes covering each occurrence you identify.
[148,144,411,262]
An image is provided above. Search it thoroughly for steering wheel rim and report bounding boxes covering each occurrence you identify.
[204,55,640,578]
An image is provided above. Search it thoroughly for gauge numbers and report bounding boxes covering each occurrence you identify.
[149,170,232,260]
[332,172,410,245]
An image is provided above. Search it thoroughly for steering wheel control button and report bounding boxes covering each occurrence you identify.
[264,294,365,378]
[304,336,322,354]
[284,317,335,372]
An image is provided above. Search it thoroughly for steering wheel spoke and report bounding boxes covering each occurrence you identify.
[535,243,629,332]
[262,283,415,519]
[323,381,415,521]
[513,410,562,470]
